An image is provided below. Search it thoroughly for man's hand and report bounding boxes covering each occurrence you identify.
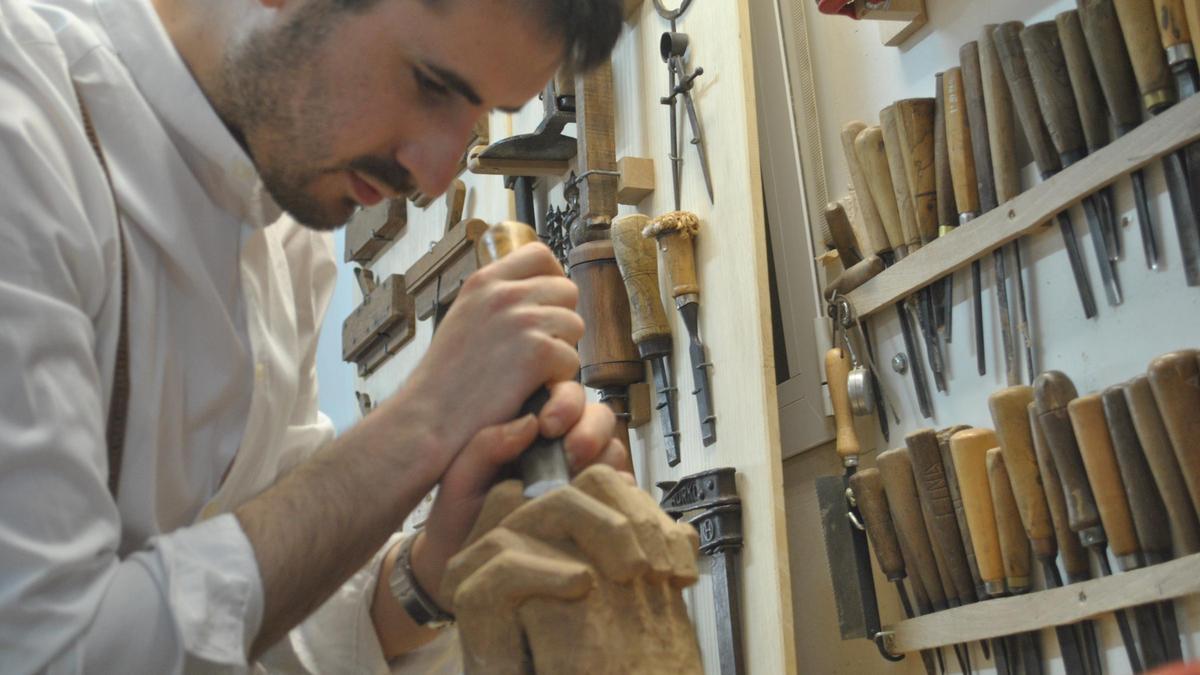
[439,466,704,675]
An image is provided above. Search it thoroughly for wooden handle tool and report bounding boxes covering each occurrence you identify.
[881,105,922,252]
[827,347,860,464]
[1033,372,1105,542]
[1147,350,1200,518]
[895,99,939,245]
[878,447,950,610]
[1152,0,1193,51]
[992,22,1064,176]
[824,202,864,268]
[1056,10,1113,153]
[988,386,1056,559]
[1021,22,1088,161]
[907,429,978,604]
[646,213,699,300]
[938,425,983,594]
[980,25,1023,203]
[1102,386,1174,561]
[933,72,958,237]
[959,42,998,212]
[1113,0,1176,110]
[950,428,1006,595]
[850,468,906,582]
[841,121,891,257]
[855,126,907,258]
[612,214,671,349]
[1029,402,1091,581]
[1123,375,1200,555]
[1068,394,1141,568]
[987,449,1033,592]
[943,67,980,220]
[1187,0,1200,56]
[1077,0,1145,132]
[824,256,885,299]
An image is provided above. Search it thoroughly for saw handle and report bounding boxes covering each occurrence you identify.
[612,214,671,346]
[944,67,980,217]
[850,469,907,582]
[826,348,860,463]
[1056,10,1113,152]
[1076,0,1145,132]
[1102,386,1173,559]
[895,98,939,245]
[992,22,1064,176]
[878,448,949,609]
[1113,0,1175,110]
[988,386,1056,559]
[979,25,1023,203]
[1034,371,1103,537]
[950,429,1006,594]
[1021,21,1088,160]
[1068,394,1140,560]
[987,449,1033,591]
[1029,402,1090,579]
[1147,350,1200,521]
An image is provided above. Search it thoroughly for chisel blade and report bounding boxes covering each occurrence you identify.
[895,302,934,419]
[710,550,745,675]
[649,355,682,466]
[1040,560,1089,675]
[993,248,1018,386]
[1080,195,1122,307]
[1163,150,1200,286]
[1055,212,1099,318]
[1091,547,1144,673]
[1130,170,1159,270]
[679,302,716,446]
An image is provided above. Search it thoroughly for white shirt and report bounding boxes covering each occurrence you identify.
[0,0,455,672]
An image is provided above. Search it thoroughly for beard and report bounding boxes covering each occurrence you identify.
[215,1,415,231]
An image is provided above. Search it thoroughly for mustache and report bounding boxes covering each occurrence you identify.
[347,156,416,197]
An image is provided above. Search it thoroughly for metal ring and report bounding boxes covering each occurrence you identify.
[652,0,694,21]
[874,632,905,662]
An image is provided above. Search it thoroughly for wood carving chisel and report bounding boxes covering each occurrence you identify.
[937,425,987,605]
[1022,22,1123,308]
[849,468,939,675]
[989,387,1089,675]
[1113,0,1200,286]
[1068,393,1172,670]
[1101,387,1185,664]
[934,72,957,344]
[645,211,716,446]
[1033,371,1144,673]
[1153,0,1200,197]
[1147,350,1200,522]
[1076,0,1162,270]
[993,23,1099,320]
[943,67,988,378]
[979,26,1037,381]
[612,214,681,465]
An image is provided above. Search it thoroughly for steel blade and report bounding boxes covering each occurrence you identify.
[1158,600,1184,664]
[711,550,745,675]
[1131,170,1159,270]
[895,302,934,419]
[1040,560,1088,675]
[1163,150,1200,286]
[914,293,947,393]
[973,260,985,376]
[1097,188,1121,262]
[993,249,1018,385]
[859,322,890,441]
[678,302,716,446]
[1019,631,1044,675]
[1055,212,1099,318]
[681,89,714,203]
[1092,548,1144,673]
[1010,241,1035,382]
[1131,603,1168,669]
[650,356,682,466]
[1081,195,1123,306]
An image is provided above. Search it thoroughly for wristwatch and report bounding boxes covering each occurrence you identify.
[388,534,455,629]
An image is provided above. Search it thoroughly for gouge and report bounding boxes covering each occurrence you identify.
[934,72,957,343]
[993,23,1099,320]
[938,425,985,601]
[1152,0,1200,205]
[987,449,1045,675]
[612,213,681,465]
[1147,350,1200,520]
[881,106,923,257]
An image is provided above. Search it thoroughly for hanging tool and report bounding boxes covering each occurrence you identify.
[849,468,939,675]
[989,387,1089,675]
[645,211,716,446]
[943,67,987,378]
[1021,22,1123,308]
[937,425,990,610]
[1112,0,1200,286]
[612,213,681,465]
[979,25,1037,381]
[933,72,957,343]
[570,60,619,245]
[1033,371,1144,673]
[1146,350,1200,521]
[659,31,714,209]
[1068,393,1173,670]
[992,22,1099,320]
[1151,0,1200,206]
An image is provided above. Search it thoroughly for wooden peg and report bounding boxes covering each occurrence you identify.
[616,156,655,205]
[442,179,467,234]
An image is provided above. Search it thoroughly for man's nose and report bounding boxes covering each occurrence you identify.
[397,111,483,199]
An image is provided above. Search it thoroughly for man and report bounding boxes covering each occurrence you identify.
[0,0,684,672]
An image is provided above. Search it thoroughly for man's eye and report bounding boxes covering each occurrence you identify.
[413,68,450,98]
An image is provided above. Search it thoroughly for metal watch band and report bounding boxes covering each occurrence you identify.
[389,534,454,628]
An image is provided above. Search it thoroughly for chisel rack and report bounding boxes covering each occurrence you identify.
[844,94,1200,319]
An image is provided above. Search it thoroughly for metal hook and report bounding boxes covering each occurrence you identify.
[874,632,905,662]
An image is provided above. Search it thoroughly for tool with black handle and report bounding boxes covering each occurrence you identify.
[1147,350,1200,522]
[934,72,956,343]
[1021,22,1123,308]
[1033,371,1144,673]
[993,22,1099,320]
[987,449,1045,675]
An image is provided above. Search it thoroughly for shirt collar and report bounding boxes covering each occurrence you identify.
[95,0,282,228]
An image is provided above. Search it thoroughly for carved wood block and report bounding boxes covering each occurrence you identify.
[616,156,655,205]
[345,199,407,265]
[405,218,490,321]
[342,274,415,376]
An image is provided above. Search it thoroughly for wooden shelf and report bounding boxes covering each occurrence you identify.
[880,552,1200,654]
[844,94,1200,320]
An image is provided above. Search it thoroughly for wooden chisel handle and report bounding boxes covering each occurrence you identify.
[1101,386,1174,560]
[895,99,939,245]
[1034,371,1105,540]
[824,202,864,268]
[1124,375,1200,556]
[1022,22,1089,160]
[950,428,1007,595]
[881,105,922,252]
[988,386,1057,559]
[907,429,978,604]
[855,126,907,258]
[612,214,672,346]
[1056,10,1113,152]
[938,424,983,592]
[1029,402,1091,580]
[987,449,1033,591]
[1147,350,1200,520]
[980,25,1023,203]
[933,72,958,235]
[943,67,980,219]
[1077,0,1145,133]
[1113,0,1176,110]
[841,121,891,257]
[646,211,700,300]
[878,447,950,609]
[826,347,860,464]
[1186,0,1200,55]
[959,42,998,212]
[824,256,885,300]
[1068,394,1142,567]
[992,22,1064,176]
[1152,0,1193,50]
[850,468,907,582]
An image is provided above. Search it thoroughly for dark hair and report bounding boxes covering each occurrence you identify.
[331,0,624,71]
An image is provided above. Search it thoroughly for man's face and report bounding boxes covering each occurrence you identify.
[221,0,563,230]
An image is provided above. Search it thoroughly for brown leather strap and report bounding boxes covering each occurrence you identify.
[74,85,129,499]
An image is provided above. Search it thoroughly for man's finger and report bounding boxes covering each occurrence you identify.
[479,242,564,282]
[538,381,585,439]
[562,404,616,470]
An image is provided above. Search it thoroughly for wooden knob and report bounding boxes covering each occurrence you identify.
[1033,371,1103,537]
[1077,0,1145,133]
[1102,385,1174,559]
[1056,11,1114,153]
[1021,21,1088,160]
[850,468,907,582]
[1113,0,1176,110]
[907,429,977,604]
[894,98,939,244]
[1029,402,1091,580]
[824,202,864,268]
[987,448,1033,592]
[1153,0,1193,48]
[826,348,860,463]
[943,67,980,218]
[476,221,540,265]
[854,126,906,255]
[878,447,949,609]
[644,211,700,299]
[933,72,958,235]
[1148,350,1200,520]
[959,42,999,213]
[1068,394,1140,564]
[950,429,1006,595]
[979,25,1023,203]
[1124,375,1200,556]
[841,121,890,256]
[992,22,1064,176]
[824,256,885,299]
[988,386,1056,559]
[612,214,671,348]
[939,424,984,593]
[881,105,922,251]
